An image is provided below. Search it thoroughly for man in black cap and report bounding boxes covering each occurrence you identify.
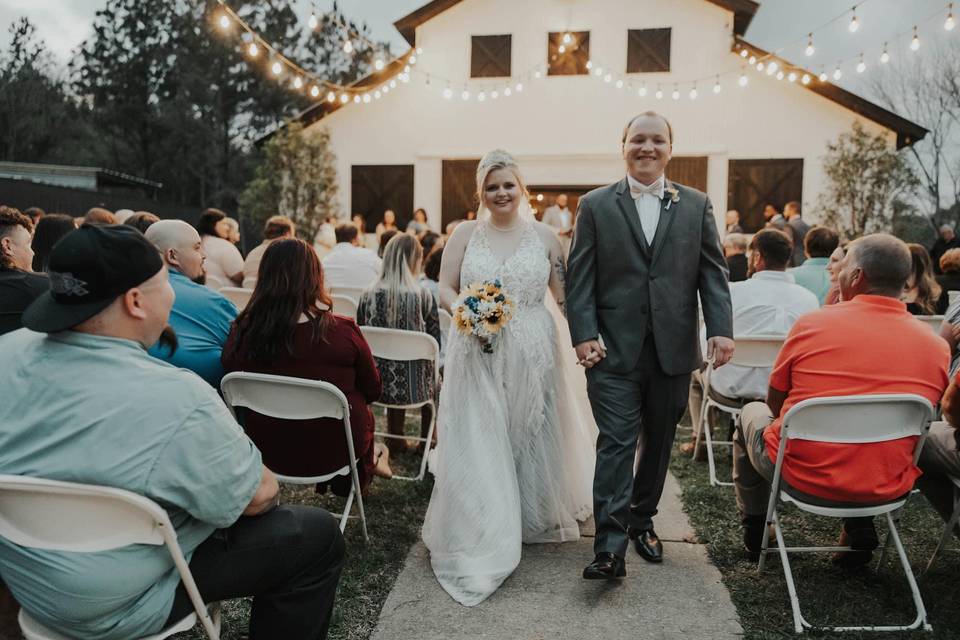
[0,224,345,640]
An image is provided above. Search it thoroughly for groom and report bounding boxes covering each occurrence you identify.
[566,111,733,578]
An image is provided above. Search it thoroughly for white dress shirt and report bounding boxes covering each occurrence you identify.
[321,243,382,290]
[707,270,820,399]
[626,174,665,245]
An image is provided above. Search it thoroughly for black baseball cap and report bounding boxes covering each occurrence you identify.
[23,223,164,333]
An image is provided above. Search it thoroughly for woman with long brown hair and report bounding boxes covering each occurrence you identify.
[222,238,391,493]
[903,243,946,315]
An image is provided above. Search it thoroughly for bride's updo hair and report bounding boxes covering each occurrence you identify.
[475,150,529,214]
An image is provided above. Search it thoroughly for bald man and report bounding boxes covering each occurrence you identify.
[145,220,238,387]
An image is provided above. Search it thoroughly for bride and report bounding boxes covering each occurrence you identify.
[422,149,595,606]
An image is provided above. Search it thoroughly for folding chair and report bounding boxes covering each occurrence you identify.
[0,475,221,640]
[758,394,935,633]
[330,294,359,320]
[914,315,945,333]
[218,287,253,311]
[360,326,440,481]
[220,372,368,541]
[693,335,784,487]
[438,308,452,337]
[924,474,960,574]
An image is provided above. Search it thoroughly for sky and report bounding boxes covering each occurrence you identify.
[0,0,954,99]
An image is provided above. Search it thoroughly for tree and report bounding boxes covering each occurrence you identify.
[818,121,918,238]
[238,121,339,242]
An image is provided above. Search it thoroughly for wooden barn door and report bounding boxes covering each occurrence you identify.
[442,159,481,229]
[351,165,414,229]
[727,159,803,232]
[666,156,708,192]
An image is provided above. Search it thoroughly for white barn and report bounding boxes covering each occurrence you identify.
[291,0,925,233]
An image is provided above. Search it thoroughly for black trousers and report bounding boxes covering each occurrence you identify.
[587,337,691,557]
[165,504,345,640]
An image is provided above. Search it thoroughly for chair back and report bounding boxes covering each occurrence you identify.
[782,394,934,448]
[438,308,452,336]
[330,286,366,303]
[360,326,440,380]
[331,294,358,320]
[219,287,253,311]
[221,372,349,422]
[915,315,945,333]
[727,334,785,368]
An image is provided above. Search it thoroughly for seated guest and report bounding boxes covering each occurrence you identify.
[314,214,337,258]
[917,372,960,533]
[243,215,295,289]
[931,224,959,274]
[686,230,818,455]
[823,242,847,305]
[145,220,238,387]
[784,201,809,267]
[113,209,135,224]
[420,243,443,307]
[31,213,76,272]
[23,207,44,226]
[124,211,160,234]
[419,230,441,258]
[789,225,839,305]
[936,248,960,304]
[83,207,116,225]
[378,229,398,259]
[196,208,243,291]
[723,233,749,283]
[223,238,391,490]
[0,224,344,640]
[734,234,949,565]
[407,208,430,235]
[222,216,241,246]
[0,206,48,336]
[902,243,945,315]
[375,209,399,239]
[358,233,441,449]
[322,223,381,290]
[725,209,742,234]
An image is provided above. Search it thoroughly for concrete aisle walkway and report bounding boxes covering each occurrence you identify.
[370,471,742,640]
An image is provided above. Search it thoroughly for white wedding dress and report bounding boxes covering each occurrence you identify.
[422,219,595,606]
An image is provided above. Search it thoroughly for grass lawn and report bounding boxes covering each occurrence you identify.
[174,411,434,640]
[671,421,960,639]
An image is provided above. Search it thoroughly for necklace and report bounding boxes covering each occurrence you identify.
[488,218,521,232]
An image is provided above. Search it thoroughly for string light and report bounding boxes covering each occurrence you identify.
[461,89,470,100]
[833,64,842,80]
[503,87,512,96]
[671,85,680,100]
[819,69,828,82]
[558,45,566,54]
[310,85,321,98]
[776,70,784,80]
[515,82,524,92]
[443,87,453,99]
[615,79,624,89]
[362,93,371,103]
[638,83,648,96]
[856,54,866,73]
[271,61,283,76]
[910,26,921,50]
[748,55,757,65]
[562,32,573,45]
[848,7,860,33]
[247,42,259,58]
[374,58,384,71]
[340,93,349,104]
[585,60,593,70]
[738,72,748,87]
[293,76,303,89]
[655,86,664,99]
[757,62,765,71]
[308,13,318,30]
[801,73,811,84]
[409,55,417,64]
[713,77,722,93]
[491,90,499,99]
[946,3,956,30]
[805,33,815,56]
[787,71,797,82]
[740,49,748,58]
[343,39,354,54]
[353,95,360,104]
[325,90,334,101]
[218,14,231,30]
[880,43,890,63]
[477,91,486,102]
[689,85,698,100]
[604,73,612,83]
[416,47,423,55]
[374,90,381,99]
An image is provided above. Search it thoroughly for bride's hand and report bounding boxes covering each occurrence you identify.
[575,340,606,368]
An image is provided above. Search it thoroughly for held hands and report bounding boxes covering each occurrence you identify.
[575,340,607,368]
[707,336,735,368]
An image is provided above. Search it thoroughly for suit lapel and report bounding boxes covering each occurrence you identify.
[614,178,652,258]
[650,180,679,267]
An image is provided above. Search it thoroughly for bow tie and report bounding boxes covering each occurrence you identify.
[630,179,664,200]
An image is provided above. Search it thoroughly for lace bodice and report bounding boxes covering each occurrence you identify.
[460,221,550,308]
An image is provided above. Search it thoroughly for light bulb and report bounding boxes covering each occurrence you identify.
[788,72,797,82]
[271,61,282,75]
[293,76,303,89]
[374,59,384,71]
[389,79,396,88]
[767,61,778,74]
[738,73,748,87]
[562,32,573,45]
[848,11,859,33]
[343,40,353,54]
[585,60,593,70]
[638,84,648,96]
[819,71,828,82]
[558,45,566,54]
[404,65,411,74]
[801,73,811,84]
[416,47,423,55]
[362,94,371,103]
[603,74,612,83]
[671,88,680,100]
[374,90,381,99]
[478,91,486,102]
[308,13,318,30]
[503,87,512,96]
[748,55,756,65]
[713,80,722,94]
[515,82,523,92]
[534,70,542,79]
[382,85,389,94]
[326,90,334,101]
[856,57,866,73]
[911,27,921,51]
[757,62,765,71]
[491,90,499,99]
[615,79,624,89]
[776,71,784,80]
[880,48,890,63]
[309,85,320,98]
[353,95,360,104]
[833,66,842,80]
[805,34,815,56]
[655,88,664,99]
[443,87,453,99]
[594,67,603,76]
[339,93,348,103]
[247,43,259,57]
[218,14,230,30]
[946,5,956,31]
[689,87,698,100]
[461,90,470,100]
[740,49,748,58]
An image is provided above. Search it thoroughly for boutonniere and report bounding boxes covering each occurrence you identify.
[664,186,680,210]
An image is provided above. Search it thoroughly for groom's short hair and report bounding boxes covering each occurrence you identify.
[621,111,674,144]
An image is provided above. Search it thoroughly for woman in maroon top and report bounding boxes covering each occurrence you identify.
[223,238,391,495]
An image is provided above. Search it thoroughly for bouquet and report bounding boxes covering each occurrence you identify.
[452,279,515,353]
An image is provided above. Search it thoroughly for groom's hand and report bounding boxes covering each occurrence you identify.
[707,336,735,368]
[576,340,606,368]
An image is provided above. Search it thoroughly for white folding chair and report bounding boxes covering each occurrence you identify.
[331,294,359,320]
[758,394,935,634]
[218,287,253,311]
[914,315,945,333]
[693,335,785,487]
[220,372,368,541]
[438,308,452,338]
[924,474,960,575]
[0,475,221,640]
[360,326,440,481]
[330,285,368,303]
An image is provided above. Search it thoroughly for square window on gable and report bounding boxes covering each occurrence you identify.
[547,31,589,76]
[471,35,512,78]
[627,28,671,73]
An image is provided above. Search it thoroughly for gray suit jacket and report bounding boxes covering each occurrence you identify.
[565,178,732,376]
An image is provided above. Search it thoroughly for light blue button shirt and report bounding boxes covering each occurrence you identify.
[0,329,262,640]
[789,257,832,306]
[148,269,237,388]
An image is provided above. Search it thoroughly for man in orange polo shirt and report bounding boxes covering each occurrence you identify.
[734,234,949,563]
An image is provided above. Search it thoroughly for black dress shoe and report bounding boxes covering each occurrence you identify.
[631,528,663,563]
[582,552,626,579]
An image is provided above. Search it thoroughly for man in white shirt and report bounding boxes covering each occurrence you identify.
[321,223,382,291]
[686,229,818,454]
[542,193,574,255]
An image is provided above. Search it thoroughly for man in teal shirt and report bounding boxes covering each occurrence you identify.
[145,220,237,387]
[789,225,839,305]
[0,224,344,639]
